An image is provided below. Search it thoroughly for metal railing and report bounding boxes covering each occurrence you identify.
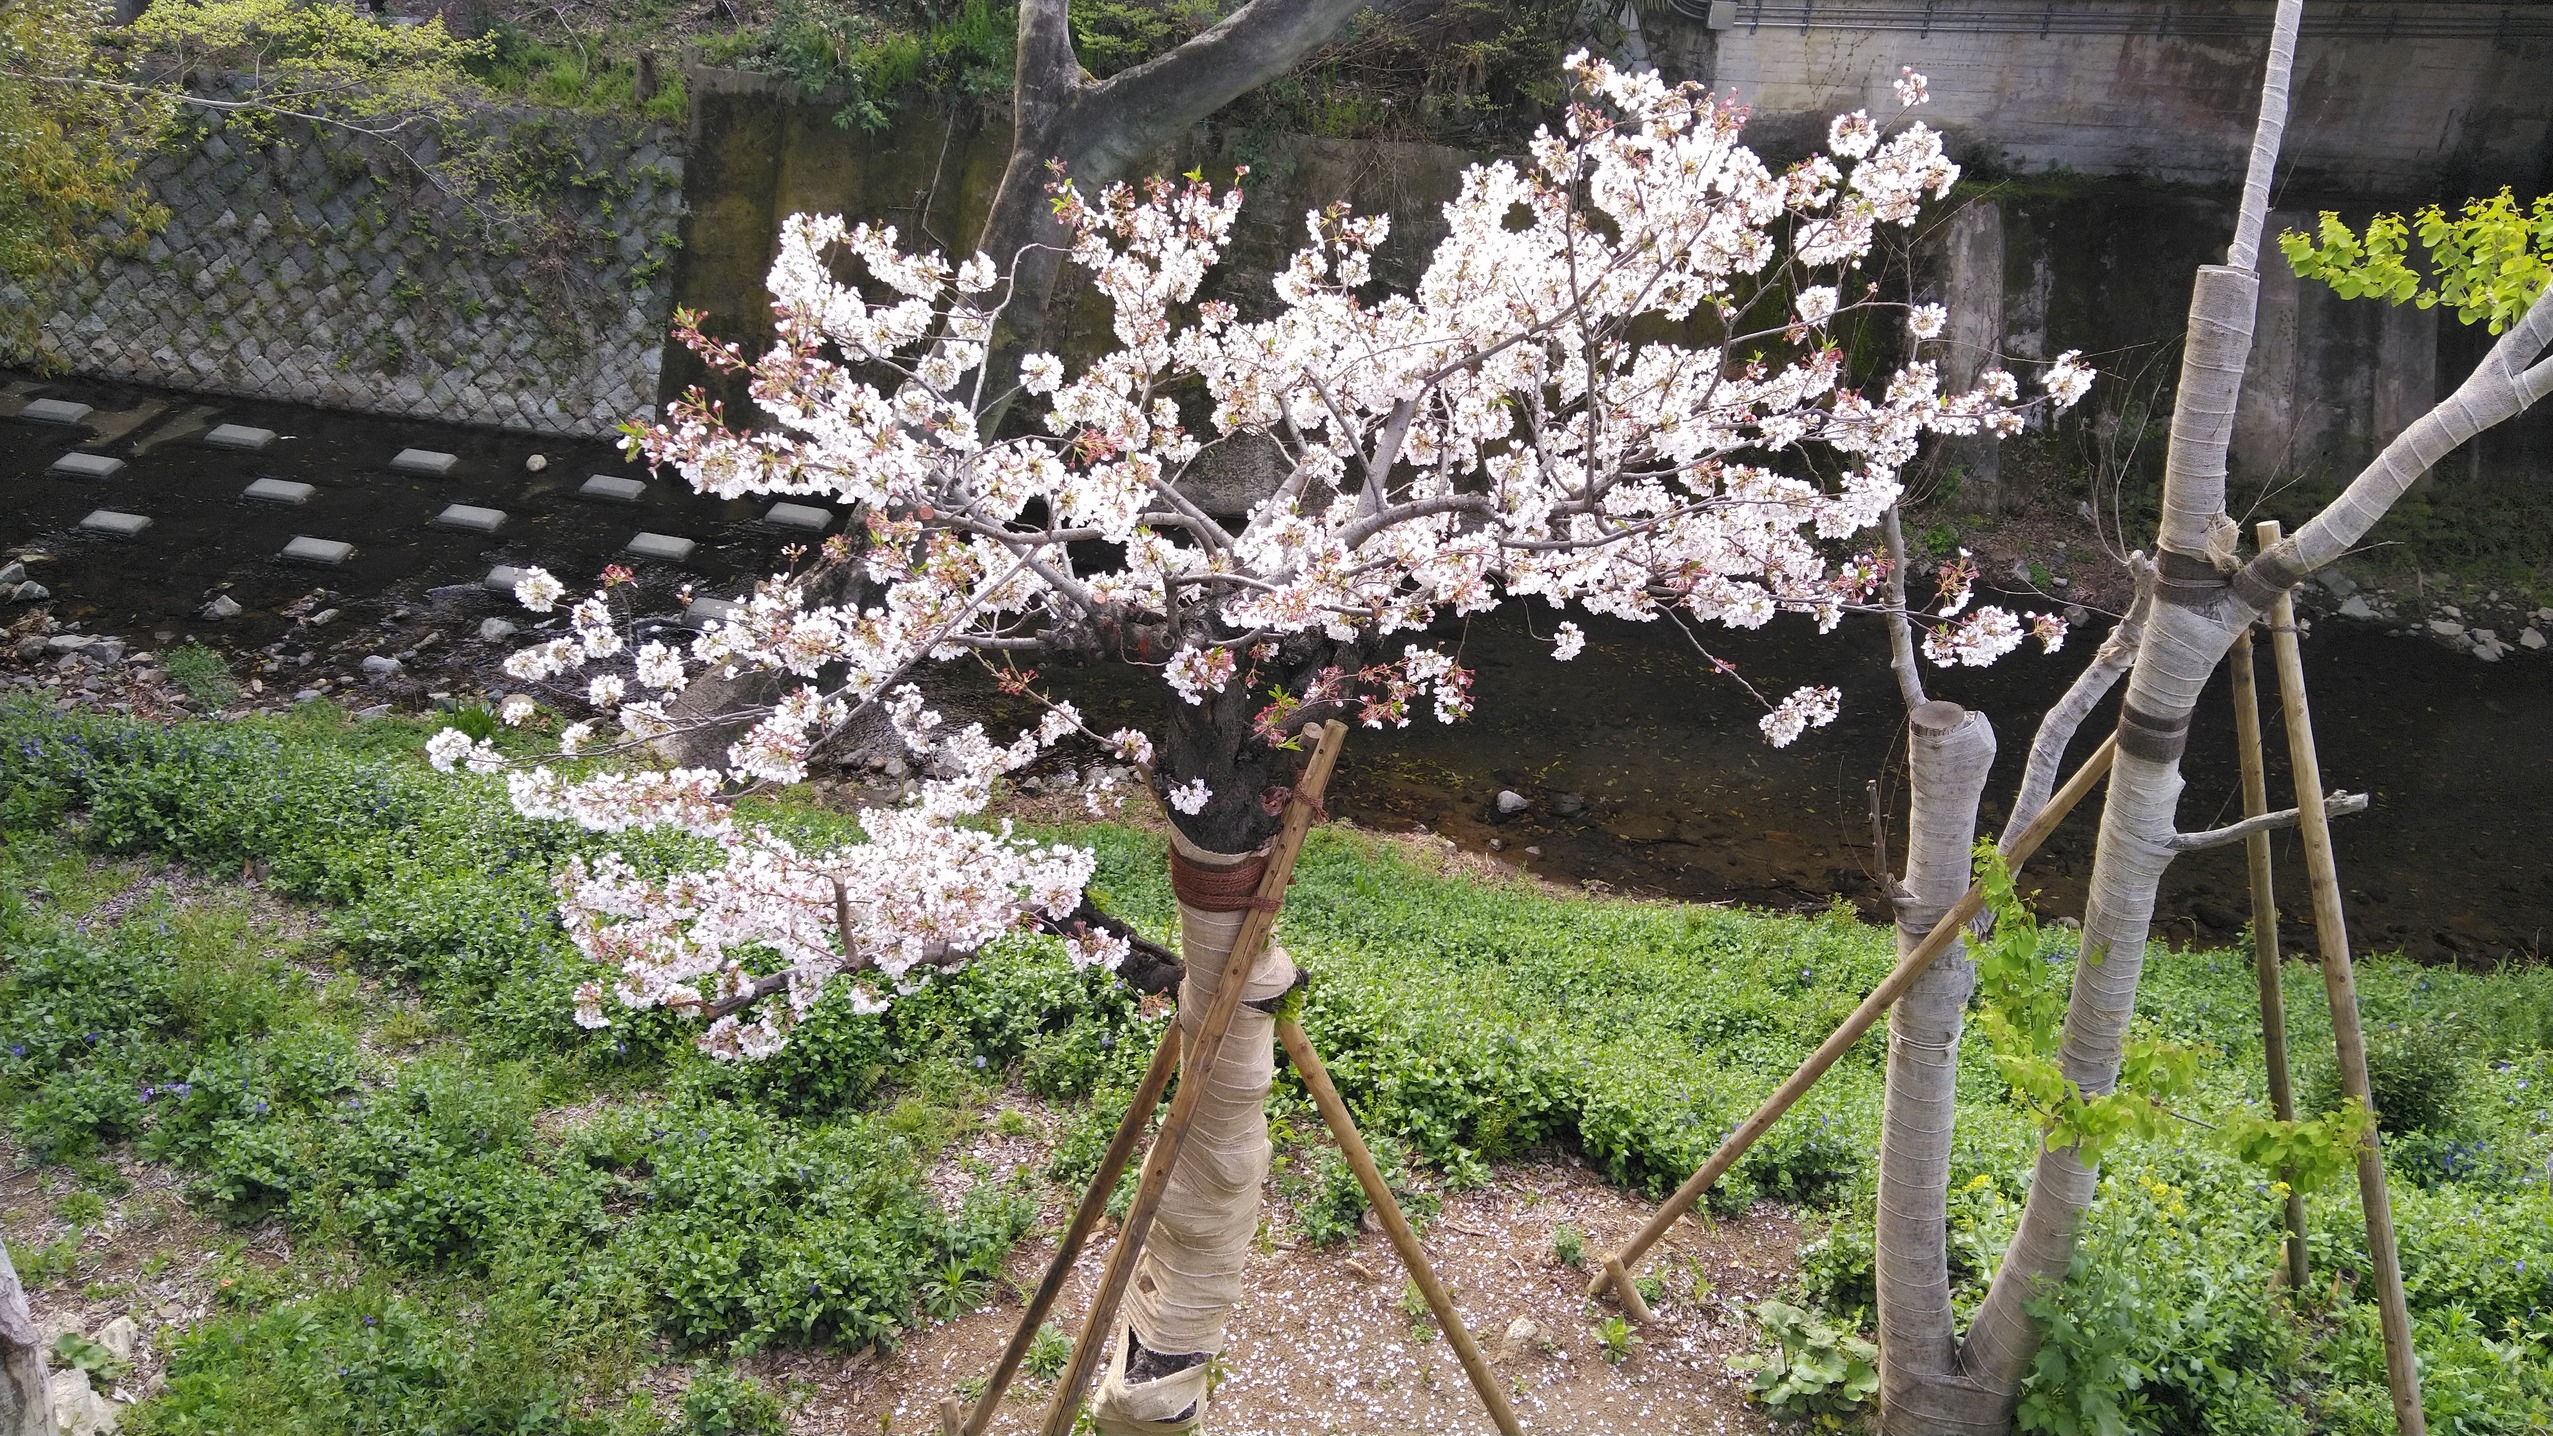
[1672,0,2553,40]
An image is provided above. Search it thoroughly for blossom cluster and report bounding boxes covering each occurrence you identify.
[445,56,2092,1058]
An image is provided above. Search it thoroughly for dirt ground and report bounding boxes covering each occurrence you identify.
[753,1139,1795,1436]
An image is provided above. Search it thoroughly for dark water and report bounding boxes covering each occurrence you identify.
[10,369,2550,967]
[2,369,809,655]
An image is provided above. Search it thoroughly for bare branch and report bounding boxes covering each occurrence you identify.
[2166,791,2367,852]
[1074,0,1366,176]
[1881,505,1928,710]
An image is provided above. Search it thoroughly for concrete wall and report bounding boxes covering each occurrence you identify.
[5,103,685,437]
[1654,1,2553,197]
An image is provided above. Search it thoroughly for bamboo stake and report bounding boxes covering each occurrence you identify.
[958,1023,1182,1436]
[1277,1020,1526,1436]
[2230,626,2311,1291]
[2258,520,2425,1436]
[1037,720,1350,1436]
[1590,734,2118,1303]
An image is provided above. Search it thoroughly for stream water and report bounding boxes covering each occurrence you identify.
[9,368,2550,968]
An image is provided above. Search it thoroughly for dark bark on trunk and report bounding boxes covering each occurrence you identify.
[972,0,1368,399]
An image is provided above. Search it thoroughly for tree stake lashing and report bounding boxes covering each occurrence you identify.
[1588,733,2118,1306]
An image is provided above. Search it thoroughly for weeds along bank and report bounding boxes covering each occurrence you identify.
[2,702,2552,1432]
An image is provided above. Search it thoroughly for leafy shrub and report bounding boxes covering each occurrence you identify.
[2015,1165,2308,1436]
[1023,1321,1072,1382]
[162,645,237,709]
[2316,1302,2553,1436]
[1284,1131,1435,1248]
[130,1283,657,1436]
[1730,1300,1879,1420]
[1549,1222,1584,1269]
[2308,1023,2467,1136]
[678,1366,785,1436]
[584,1104,959,1351]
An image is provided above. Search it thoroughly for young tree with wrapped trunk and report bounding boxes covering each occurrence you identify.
[434,58,2079,1431]
[1851,1,2553,1427]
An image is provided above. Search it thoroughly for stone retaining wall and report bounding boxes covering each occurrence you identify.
[4,103,685,437]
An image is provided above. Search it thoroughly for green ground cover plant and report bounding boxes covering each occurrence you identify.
[3,696,2551,1431]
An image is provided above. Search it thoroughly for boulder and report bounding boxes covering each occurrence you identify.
[14,582,49,602]
[2427,618,2465,638]
[2522,627,2547,651]
[95,1315,137,1365]
[49,1367,120,1436]
[2338,595,2377,620]
[478,617,519,642]
[360,655,403,679]
[0,561,22,586]
[1494,789,1530,817]
[1502,1316,1549,1356]
[201,593,242,620]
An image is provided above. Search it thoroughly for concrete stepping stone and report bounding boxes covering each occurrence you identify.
[484,564,530,593]
[685,596,742,625]
[79,510,151,538]
[22,399,94,426]
[243,478,315,505]
[205,424,278,452]
[625,532,696,564]
[280,536,355,566]
[433,504,507,534]
[49,453,125,480]
[763,502,833,533]
[390,448,459,477]
[579,474,646,503]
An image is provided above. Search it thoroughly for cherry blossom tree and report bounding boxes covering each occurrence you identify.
[432,56,2085,1427]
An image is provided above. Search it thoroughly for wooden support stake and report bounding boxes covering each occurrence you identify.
[2259,520,2425,1436]
[1037,720,1350,1436]
[2230,625,2311,1291]
[1602,1256,1654,1324]
[958,1023,1182,1436]
[1590,734,2117,1303]
[1278,1019,1525,1436]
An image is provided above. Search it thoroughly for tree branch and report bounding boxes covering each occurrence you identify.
[1073,0,1367,176]
[2166,791,2367,852]
[1881,505,1927,710]
[2001,555,2153,850]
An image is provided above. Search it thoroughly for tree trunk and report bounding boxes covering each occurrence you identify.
[1874,702,1998,1432]
[1890,0,2553,1417]
[1,1241,55,1436]
[974,0,1368,401]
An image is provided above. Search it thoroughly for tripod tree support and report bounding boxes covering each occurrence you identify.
[1276,1019,1526,1436]
[1025,720,1350,1436]
[955,1023,1184,1436]
[2229,626,2312,1291]
[1589,734,2119,1307]
[2258,520,2427,1435]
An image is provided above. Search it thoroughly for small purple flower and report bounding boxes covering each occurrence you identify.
[8,1045,23,1059]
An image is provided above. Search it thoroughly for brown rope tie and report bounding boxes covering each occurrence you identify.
[1168,847,1281,912]
[1258,785,1328,822]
